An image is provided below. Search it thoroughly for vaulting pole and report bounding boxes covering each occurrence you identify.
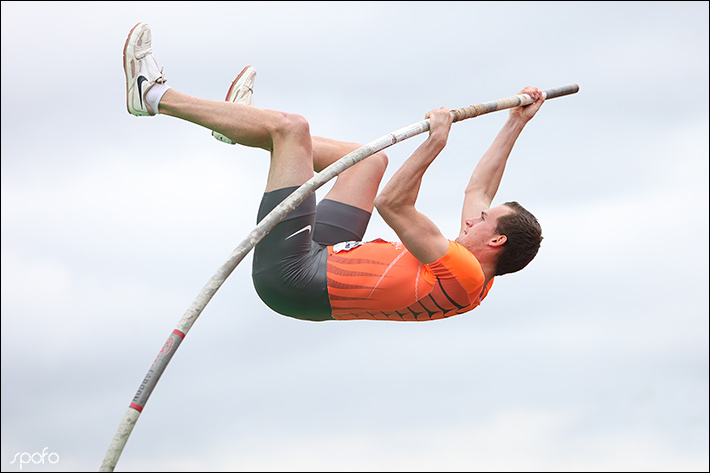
[99,83,579,471]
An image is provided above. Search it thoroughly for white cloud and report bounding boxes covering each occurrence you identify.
[2,2,708,472]
[109,407,708,472]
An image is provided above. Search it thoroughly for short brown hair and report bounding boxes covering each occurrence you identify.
[494,202,543,276]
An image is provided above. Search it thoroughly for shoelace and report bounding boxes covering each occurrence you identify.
[135,47,167,84]
[155,66,166,84]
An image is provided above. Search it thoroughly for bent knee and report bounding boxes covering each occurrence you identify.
[371,150,388,172]
[357,149,388,176]
[270,111,310,140]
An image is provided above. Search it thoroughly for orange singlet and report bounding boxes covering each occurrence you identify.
[326,239,493,321]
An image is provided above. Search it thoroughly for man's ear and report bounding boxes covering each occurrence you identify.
[489,234,507,248]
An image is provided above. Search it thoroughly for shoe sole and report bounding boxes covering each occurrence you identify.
[123,22,144,115]
[224,65,254,102]
[213,65,255,144]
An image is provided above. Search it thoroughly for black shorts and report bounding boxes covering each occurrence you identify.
[252,186,372,321]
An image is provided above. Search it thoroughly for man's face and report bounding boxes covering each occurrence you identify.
[455,205,513,249]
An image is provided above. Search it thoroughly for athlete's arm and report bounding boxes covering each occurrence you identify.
[460,86,544,234]
[374,107,453,264]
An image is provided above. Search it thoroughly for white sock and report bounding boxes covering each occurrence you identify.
[145,83,171,114]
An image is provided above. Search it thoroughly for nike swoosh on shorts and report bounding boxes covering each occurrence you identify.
[285,225,312,240]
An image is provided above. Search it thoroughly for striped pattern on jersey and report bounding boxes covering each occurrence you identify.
[326,239,492,321]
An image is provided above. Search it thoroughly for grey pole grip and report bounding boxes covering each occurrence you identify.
[450,83,579,122]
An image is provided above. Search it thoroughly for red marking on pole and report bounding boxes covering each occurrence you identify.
[129,403,144,412]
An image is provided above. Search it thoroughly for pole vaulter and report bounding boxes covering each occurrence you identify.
[100,83,579,471]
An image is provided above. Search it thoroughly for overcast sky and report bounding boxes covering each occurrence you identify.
[1,1,708,472]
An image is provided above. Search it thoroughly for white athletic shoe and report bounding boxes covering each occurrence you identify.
[123,22,167,116]
[212,65,257,144]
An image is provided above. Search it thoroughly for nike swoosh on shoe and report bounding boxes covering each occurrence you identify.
[137,75,148,108]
